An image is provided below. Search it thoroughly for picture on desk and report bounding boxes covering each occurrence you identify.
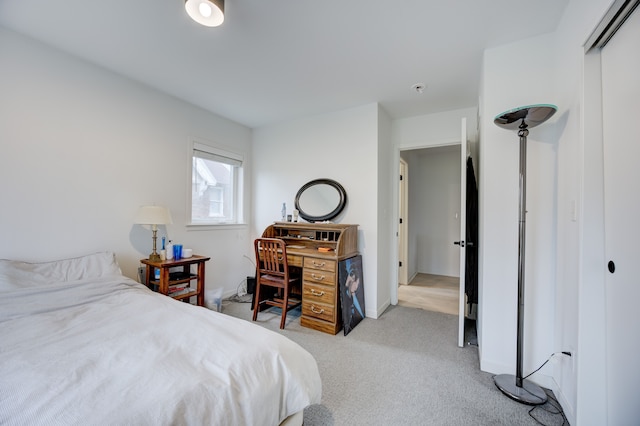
[339,255,365,336]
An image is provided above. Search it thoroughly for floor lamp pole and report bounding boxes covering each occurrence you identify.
[493,104,557,406]
[516,124,527,389]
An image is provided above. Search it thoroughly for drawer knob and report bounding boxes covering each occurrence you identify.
[310,305,325,314]
[310,289,325,297]
[311,273,326,280]
[312,261,326,267]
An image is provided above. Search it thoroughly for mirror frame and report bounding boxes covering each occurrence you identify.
[294,178,347,222]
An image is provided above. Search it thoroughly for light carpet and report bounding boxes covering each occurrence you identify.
[221,298,566,426]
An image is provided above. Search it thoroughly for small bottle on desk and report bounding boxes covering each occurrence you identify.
[166,240,174,260]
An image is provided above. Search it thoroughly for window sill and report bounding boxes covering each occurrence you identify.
[186,222,248,231]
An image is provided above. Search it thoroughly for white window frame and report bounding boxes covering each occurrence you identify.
[188,140,245,227]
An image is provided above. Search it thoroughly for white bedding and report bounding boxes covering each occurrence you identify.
[0,253,321,425]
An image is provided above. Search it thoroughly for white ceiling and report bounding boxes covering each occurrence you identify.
[0,0,569,128]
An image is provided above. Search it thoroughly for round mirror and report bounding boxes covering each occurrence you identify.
[294,179,347,222]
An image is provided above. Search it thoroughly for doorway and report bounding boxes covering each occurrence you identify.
[397,145,462,316]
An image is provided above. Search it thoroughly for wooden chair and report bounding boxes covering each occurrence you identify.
[253,238,301,329]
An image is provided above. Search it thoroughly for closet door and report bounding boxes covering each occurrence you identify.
[601,6,640,423]
[457,118,467,348]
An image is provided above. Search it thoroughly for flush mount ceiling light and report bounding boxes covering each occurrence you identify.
[185,0,224,27]
[411,83,426,94]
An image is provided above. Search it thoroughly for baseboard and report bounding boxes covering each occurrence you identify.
[480,359,552,388]
[546,377,576,426]
[368,298,390,319]
[479,358,509,377]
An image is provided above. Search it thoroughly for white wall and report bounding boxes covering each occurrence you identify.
[0,28,255,297]
[252,103,384,317]
[376,105,394,310]
[393,107,478,150]
[403,147,461,278]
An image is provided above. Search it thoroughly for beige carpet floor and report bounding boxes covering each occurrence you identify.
[397,273,459,315]
[221,298,565,425]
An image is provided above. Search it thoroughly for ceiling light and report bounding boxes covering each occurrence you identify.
[199,3,212,18]
[411,83,426,94]
[185,0,224,27]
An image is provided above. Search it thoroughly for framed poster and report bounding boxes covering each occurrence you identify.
[339,255,365,336]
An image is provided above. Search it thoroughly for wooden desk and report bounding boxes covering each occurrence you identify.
[140,255,210,307]
[262,222,358,334]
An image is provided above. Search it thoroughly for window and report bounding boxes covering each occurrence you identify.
[190,142,244,225]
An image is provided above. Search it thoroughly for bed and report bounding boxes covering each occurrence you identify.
[0,252,321,425]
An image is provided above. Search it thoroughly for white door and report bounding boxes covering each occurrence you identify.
[601,7,640,423]
[398,159,408,285]
[456,118,467,348]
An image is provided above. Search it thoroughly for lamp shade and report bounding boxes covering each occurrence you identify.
[185,0,224,27]
[135,206,173,225]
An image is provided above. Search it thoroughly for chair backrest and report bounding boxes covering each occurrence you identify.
[254,238,289,279]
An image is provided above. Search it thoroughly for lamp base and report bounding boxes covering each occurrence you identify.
[148,253,162,263]
[494,374,547,406]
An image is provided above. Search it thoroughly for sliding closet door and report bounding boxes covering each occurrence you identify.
[601,6,640,423]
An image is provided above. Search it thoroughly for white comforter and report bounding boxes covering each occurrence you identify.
[0,253,321,425]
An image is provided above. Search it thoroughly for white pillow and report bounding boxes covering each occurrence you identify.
[0,252,122,290]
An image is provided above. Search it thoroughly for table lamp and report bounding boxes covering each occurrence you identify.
[135,205,173,262]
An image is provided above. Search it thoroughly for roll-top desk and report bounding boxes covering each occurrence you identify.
[261,222,359,334]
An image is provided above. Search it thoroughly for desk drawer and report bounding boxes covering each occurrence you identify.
[287,254,303,268]
[302,300,334,322]
[303,257,336,272]
[303,269,335,286]
[303,282,335,305]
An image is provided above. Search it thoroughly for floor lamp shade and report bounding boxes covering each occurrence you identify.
[493,104,557,406]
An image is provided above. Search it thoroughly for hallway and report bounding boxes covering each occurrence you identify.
[397,273,459,315]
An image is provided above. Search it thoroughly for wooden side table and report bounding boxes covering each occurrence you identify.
[140,255,210,306]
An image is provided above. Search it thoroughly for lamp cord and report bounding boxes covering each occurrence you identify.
[520,352,571,426]
[523,351,570,380]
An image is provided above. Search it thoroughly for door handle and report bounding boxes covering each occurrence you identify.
[454,241,465,247]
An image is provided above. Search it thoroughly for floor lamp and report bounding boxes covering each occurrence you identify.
[493,104,557,405]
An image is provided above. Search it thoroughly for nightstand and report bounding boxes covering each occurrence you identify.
[140,255,210,306]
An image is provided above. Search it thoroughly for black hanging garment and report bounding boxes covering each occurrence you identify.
[465,157,479,306]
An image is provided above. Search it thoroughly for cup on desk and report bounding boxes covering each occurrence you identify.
[173,244,183,260]
[182,248,193,258]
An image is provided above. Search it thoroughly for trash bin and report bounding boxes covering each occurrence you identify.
[205,287,223,312]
